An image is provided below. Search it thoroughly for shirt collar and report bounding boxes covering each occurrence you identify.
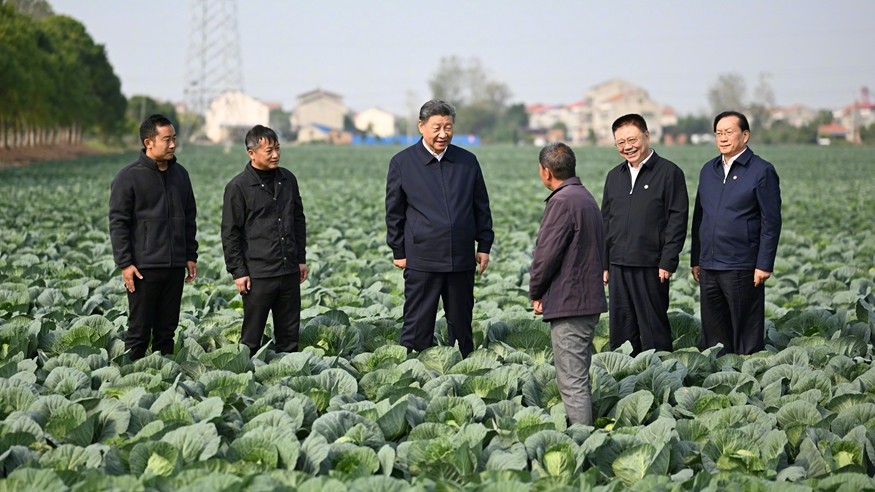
[722,146,748,167]
[422,139,447,161]
[627,149,654,171]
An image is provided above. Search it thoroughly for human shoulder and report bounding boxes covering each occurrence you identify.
[447,144,477,162]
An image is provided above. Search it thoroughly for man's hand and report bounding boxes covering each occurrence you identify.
[658,268,672,283]
[185,261,198,283]
[603,270,609,286]
[532,299,543,315]
[122,265,143,293]
[754,269,771,287]
[691,266,701,283]
[476,252,490,275]
[299,264,309,284]
[235,276,251,294]
[393,258,406,270]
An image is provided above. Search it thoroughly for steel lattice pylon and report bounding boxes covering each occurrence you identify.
[183,0,244,116]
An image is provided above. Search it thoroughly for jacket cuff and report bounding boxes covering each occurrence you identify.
[392,248,405,260]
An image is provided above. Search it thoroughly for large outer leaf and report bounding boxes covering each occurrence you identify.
[160,422,220,464]
[612,390,655,427]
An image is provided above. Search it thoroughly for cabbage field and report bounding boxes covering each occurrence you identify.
[1,144,874,491]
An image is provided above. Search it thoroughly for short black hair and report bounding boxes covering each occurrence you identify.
[713,111,750,132]
[245,125,279,151]
[612,113,648,134]
[539,142,576,180]
[419,99,456,123]
[139,114,173,148]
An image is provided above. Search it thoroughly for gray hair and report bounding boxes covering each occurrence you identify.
[419,99,456,123]
[539,142,576,180]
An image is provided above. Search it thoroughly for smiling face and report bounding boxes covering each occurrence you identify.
[418,114,454,154]
[248,137,281,171]
[144,124,176,163]
[714,115,750,158]
[613,123,651,167]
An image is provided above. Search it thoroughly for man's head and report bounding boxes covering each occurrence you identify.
[140,114,176,163]
[612,113,651,167]
[713,111,750,158]
[538,142,576,190]
[245,125,281,171]
[418,99,456,154]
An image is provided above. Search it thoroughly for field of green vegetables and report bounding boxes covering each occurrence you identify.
[1,144,874,491]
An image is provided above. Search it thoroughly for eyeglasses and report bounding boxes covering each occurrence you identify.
[714,129,738,138]
[615,135,643,148]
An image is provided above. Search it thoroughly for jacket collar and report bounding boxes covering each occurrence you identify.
[415,138,458,165]
[619,150,659,174]
[712,146,751,171]
[138,151,177,171]
[243,161,285,185]
[545,176,582,201]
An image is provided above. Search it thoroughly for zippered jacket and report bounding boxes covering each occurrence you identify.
[109,152,198,269]
[530,177,607,321]
[691,147,781,271]
[601,151,688,272]
[221,163,307,279]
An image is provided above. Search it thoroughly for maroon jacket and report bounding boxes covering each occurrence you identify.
[530,177,607,321]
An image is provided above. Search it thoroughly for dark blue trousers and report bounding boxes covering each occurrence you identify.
[699,269,765,355]
[401,269,475,357]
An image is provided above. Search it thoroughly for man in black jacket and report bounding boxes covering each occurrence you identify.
[385,99,493,357]
[109,114,198,361]
[530,142,606,425]
[221,125,307,356]
[602,114,688,354]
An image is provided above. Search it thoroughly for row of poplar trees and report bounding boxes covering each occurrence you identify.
[0,0,127,148]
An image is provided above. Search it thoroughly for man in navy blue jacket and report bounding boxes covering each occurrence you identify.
[691,111,782,355]
[385,99,494,357]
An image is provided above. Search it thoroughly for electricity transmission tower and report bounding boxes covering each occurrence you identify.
[183,0,244,117]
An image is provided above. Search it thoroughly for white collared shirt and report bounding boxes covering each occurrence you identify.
[422,140,446,161]
[722,147,748,182]
[627,149,654,192]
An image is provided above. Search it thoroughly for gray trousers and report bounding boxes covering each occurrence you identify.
[550,314,599,426]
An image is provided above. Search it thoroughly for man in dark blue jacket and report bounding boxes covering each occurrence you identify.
[109,114,198,361]
[602,114,688,354]
[691,111,782,355]
[385,99,493,357]
[530,142,606,425]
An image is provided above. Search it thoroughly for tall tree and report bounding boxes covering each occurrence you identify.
[707,72,747,115]
[749,72,776,131]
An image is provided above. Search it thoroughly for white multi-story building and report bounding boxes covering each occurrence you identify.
[204,91,270,143]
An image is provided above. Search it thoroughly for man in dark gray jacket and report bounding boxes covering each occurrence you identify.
[222,125,307,356]
[109,114,198,361]
[530,142,607,426]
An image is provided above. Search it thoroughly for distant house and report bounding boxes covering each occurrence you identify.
[290,89,347,134]
[817,121,849,144]
[354,107,396,138]
[526,79,672,145]
[770,104,817,128]
[205,91,270,143]
[297,124,352,145]
[832,86,875,143]
[587,79,666,145]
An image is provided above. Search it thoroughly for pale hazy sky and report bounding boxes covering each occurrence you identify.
[51,0,874,117]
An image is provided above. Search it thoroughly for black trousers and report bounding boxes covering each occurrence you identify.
[401,269,475,357]
[241,274,300,355]
[699,268,765,355]
[126,267,185,360]
[608,265,673,354]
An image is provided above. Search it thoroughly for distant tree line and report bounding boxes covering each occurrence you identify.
[0,1,127,148]
[428,56,528,144]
